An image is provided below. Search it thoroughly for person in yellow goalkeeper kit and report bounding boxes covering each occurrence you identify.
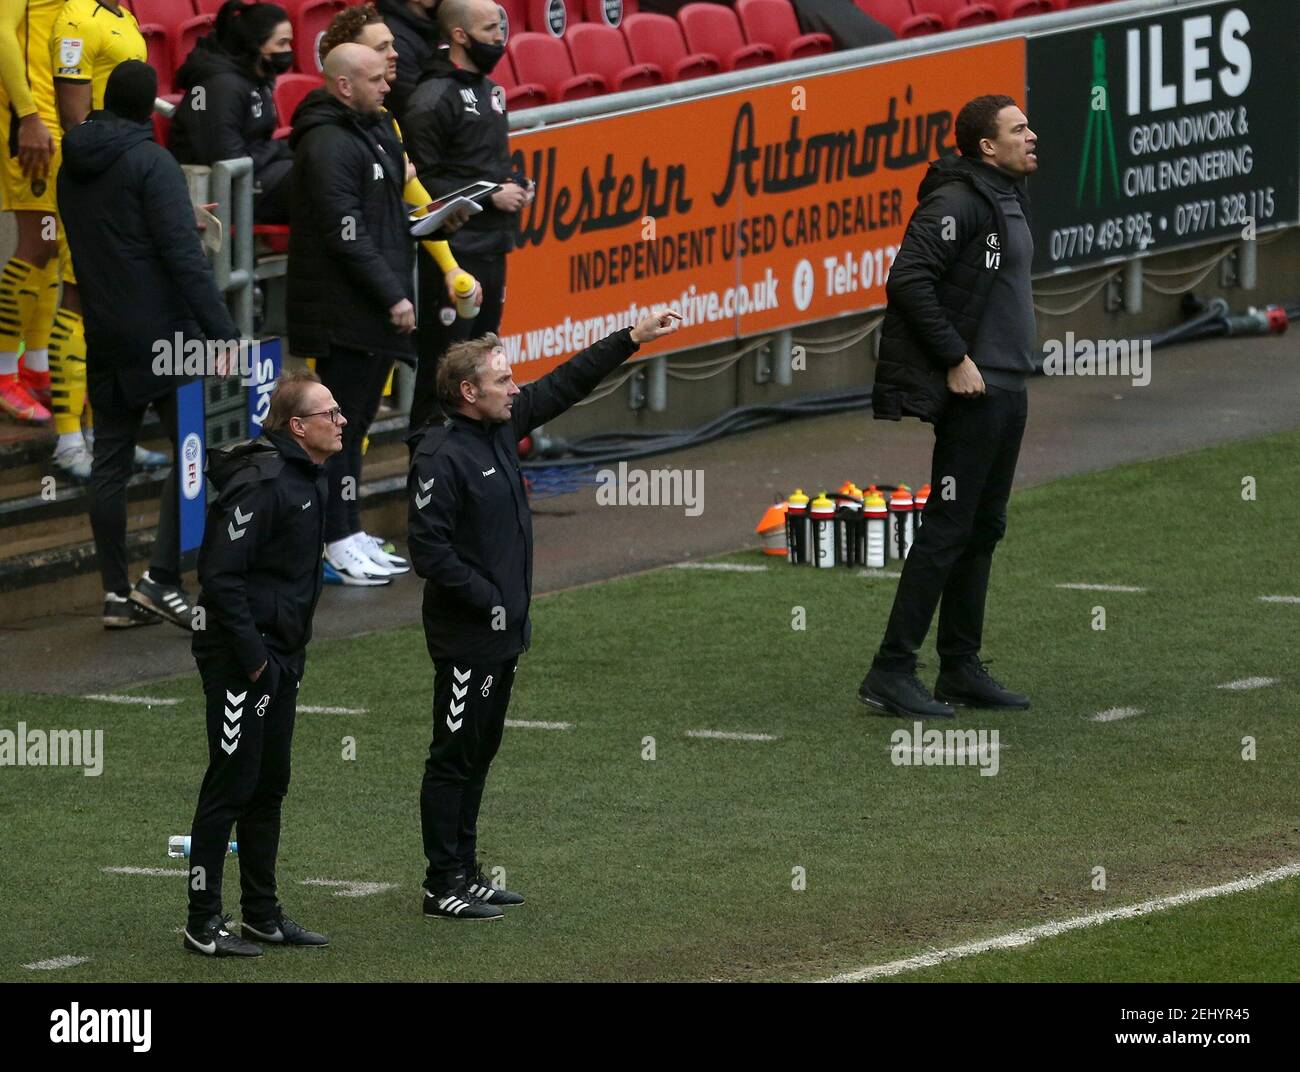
[0,0,65,427]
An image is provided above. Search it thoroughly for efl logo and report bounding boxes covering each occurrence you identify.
[50,1004,151,1052]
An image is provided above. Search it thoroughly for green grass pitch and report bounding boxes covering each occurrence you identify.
[3,428,1298,981]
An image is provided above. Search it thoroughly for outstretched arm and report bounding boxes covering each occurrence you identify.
[510,309,681,436]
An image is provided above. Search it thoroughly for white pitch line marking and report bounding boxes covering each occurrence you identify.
[1258,595,1300,604]
[821,860,1300,983]
[687,729,778,742]
[1216,676,1278,691]
[298,705,368,714]
[1054,583,1146,593]
[23,955,90,971]
[1091,707,1144,722]
[859,569,901,580]
[102,866,186,877]
[505,719,573,730]
[673,562,768,572]
[82,694,181,706]
[300,879,398,898]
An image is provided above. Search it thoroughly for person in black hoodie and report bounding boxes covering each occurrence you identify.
[57,60,239,631]
[288,43,420,585]
[170,2,296,224]
[859,95,1039,721]
[408,307,680,920]
[402,0,533,432]
[375,0,442,127]
[184,368,341,957]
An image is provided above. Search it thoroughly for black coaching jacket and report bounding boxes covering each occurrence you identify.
[286,91,415,362]
[408,329,641,663]
[402,51,515,256]
[873,153,1030,424]
[192,431,328,680]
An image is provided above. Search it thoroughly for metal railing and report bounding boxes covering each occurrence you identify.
[181,158,256,339]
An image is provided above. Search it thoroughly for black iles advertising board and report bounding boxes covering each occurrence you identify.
[1026,0,1298,274]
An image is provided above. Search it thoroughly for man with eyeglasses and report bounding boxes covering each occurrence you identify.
[182,369,344,957]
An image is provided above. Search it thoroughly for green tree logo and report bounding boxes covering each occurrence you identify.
[1076,32,1122,206]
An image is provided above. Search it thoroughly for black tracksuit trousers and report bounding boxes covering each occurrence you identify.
[408,249,507,433]
[87,387,181,595]
[187,652,299,930]
[420,659,516,893]
[315,346,394,544]
[874,385,1028,673]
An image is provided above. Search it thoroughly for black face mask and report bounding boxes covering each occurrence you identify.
[464,36,504,76]
[267,50,294,75]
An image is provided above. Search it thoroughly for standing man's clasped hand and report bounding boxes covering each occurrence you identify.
[947,355,987,397]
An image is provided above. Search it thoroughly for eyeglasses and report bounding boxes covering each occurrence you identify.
[295,407,343,425]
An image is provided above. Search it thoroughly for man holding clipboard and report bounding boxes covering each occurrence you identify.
[402,0,532,432]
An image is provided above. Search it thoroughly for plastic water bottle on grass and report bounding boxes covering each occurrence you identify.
[168,836,238,858]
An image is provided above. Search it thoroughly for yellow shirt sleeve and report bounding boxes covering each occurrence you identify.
[0,0,37,117]
[51,7,98,84]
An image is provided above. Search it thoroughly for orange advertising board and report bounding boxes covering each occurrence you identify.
[497,38,1025,382]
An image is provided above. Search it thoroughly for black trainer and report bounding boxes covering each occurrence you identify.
[183,914,263,957]
[423,885,504,921]
[934,657,1030,710]
[858,665,955,719]
[129,571,194,631]
[240,912,330,947]
[466,867,525,907]
[103,592,162,629]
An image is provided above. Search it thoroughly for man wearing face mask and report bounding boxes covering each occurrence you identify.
[401,0,533,433]
[170,1,297,224]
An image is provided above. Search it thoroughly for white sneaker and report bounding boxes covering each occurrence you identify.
[324,539,392,586]
[359,532,410,573]
[52,440,94,481]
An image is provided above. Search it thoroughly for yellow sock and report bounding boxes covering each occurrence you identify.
[48,307,87,437]
[25,259,60,351]
[0,258,38,353]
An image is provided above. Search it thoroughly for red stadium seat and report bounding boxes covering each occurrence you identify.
[131,0,198,27]
[735,0,835,61]
[914,0,998,28]
[509,32,606,102]
[621,13,720,82]
[582,0,638,27]
[854,1,942,36]
[139,25,175,95]
[253,224,291,253]
[679,4,774,72]
[280,0,346,74]
[498,0,526,39]
[525,0,574,36]
[193,0,227,13]
[493,49,551,110]
[566,22,663,93]
[272,72,321,138]
[993,0,1055,17]
[172,14,215,74]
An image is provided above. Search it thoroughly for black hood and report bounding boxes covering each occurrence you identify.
[917,153,1022,201]
[60,113,155,180]
[206,431,317,492]
[376,0,439,40]
[288,89,383,150]
[175,32,262,92]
